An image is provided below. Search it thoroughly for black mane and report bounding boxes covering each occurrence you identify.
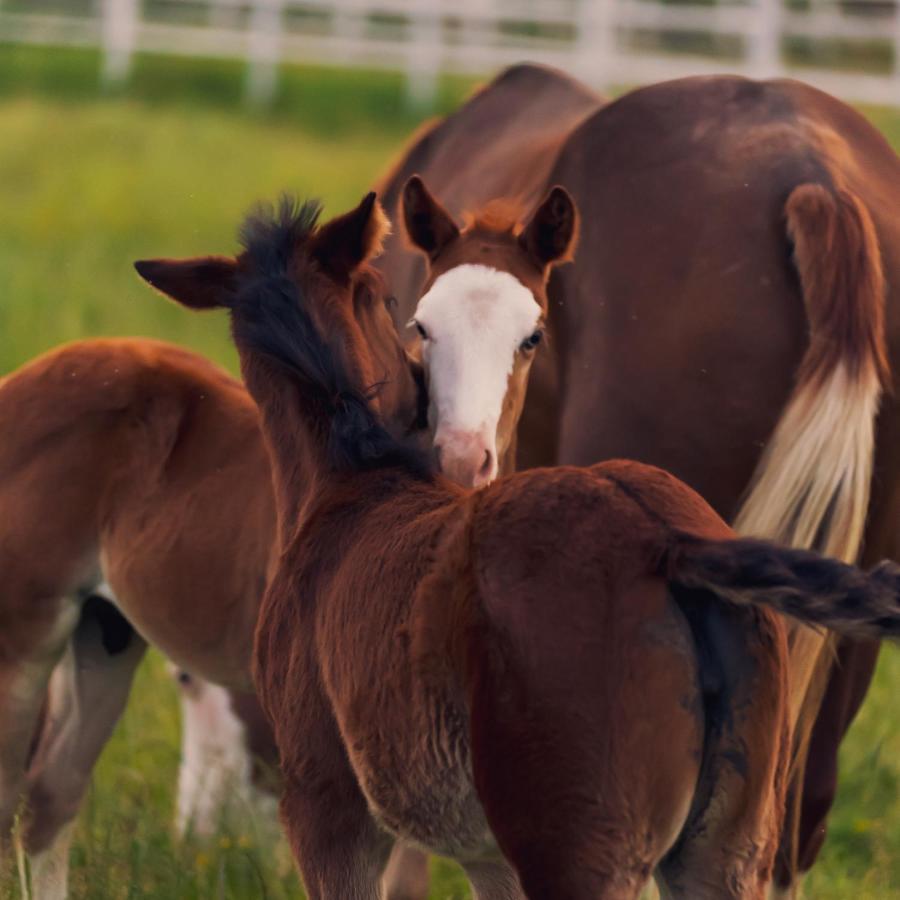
[232,196,433,481]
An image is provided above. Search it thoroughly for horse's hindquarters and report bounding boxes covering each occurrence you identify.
[467,565,703,896]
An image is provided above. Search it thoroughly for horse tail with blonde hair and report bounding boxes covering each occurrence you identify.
[734,183,888,564]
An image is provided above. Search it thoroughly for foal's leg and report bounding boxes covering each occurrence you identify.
[466,578,699,900]
[170,671,257,838]
[280,772,393,900]
[26,821,74,900]
[382,844,430,900]
[462,858,524,900]
[800,640,882,863]
[23,595,146,900]
[0,594,79,860]
[656,635,789,899]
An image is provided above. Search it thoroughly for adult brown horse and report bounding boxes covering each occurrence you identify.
[139,190,900,900]
[0,336,427,899]
[375,65,900,894]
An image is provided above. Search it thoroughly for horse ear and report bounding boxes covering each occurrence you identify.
[134,257,238,309]
[519,186,579,270]
[313,192,390,278]
[402,175,460,261]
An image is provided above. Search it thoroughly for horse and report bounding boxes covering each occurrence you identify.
[0,337,428,899]
[374,65,900,894]
[137,189,900,899]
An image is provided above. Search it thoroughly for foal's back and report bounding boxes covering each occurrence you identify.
[0,338,273,683]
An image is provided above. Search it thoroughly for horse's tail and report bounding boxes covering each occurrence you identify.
[667,535,900,640]
[733,184,888,563]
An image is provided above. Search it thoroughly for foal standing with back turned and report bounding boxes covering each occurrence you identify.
[137,193,900,900]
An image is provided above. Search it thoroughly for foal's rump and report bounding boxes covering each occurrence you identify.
[462,460,900,895]
[463,465,718,894]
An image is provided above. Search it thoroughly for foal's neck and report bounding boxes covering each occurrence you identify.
[239,356,330,541]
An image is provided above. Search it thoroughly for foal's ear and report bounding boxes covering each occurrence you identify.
[401,175,460,261]
[519,186,579,270]
[133,257,238,309]
[312,192,390,279]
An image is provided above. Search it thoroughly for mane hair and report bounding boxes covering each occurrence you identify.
[233,195,434,480]
[461,199,526,236]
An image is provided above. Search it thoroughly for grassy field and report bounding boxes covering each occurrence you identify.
[1,43,899,899]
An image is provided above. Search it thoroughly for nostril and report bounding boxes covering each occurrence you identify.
[177,671,192,687]
[479,449,493,478]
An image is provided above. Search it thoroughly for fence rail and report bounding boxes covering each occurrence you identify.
[1,0,898,106]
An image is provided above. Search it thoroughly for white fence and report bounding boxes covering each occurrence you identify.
[1,0,898,106]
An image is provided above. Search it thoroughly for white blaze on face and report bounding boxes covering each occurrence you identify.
[414,264,541,485]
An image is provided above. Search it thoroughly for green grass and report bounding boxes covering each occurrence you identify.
[0,43,899,899]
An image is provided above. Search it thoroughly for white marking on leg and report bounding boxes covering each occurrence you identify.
[172,673,253,838]
[28,820,74,900]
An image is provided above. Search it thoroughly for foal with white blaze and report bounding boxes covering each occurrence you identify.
[402,176,577,487]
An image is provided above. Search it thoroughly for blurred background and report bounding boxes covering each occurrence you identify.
[0,2,898,898]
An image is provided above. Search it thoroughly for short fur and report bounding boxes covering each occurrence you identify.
[401,176,579,486]
[160,194,900,900]
[0,335,429,896]
[376,67,900,892]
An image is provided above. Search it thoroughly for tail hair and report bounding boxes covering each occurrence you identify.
[668,535,900,640]
[734,184,887,563]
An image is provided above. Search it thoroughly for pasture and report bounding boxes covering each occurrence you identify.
[0,44,899,898]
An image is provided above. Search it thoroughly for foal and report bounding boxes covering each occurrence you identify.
[139,192,900,900]
[400,175,577,484]
[0,336,427,897]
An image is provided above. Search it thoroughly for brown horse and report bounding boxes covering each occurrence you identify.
[139,191,900,900]
[375,65,900,893]
[0,337,427,899]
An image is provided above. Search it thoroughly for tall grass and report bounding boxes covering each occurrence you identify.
[0,43,899,898]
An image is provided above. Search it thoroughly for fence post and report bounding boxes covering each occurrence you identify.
[246,0,285,105]
[576,0,616,90]
[750,0,781,78]
[209,0,241,31]
[406,0,441,109]
[894,0,900,91]
[333,0,366,65]
[101,0,139,86]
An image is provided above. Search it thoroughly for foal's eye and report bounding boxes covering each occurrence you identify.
[412,320,429,341]
[520,329,544,352]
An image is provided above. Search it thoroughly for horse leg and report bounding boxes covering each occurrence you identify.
[23,594,145,900]
[0,594,79,863]
[170,671,257,838]
[382,844,430,900]
[791,637,880,883]
[26,821,74,900]
[465,578,698,900]
[461,859,524,900]
[280,772,392,900]
[656,769,784,900]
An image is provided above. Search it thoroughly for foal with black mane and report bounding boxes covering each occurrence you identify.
[139,193,900,900]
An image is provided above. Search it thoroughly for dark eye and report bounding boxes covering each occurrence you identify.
[412,320,429,341]
[520,329,544,352]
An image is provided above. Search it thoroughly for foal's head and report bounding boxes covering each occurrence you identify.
[402,175,578,488]
[135,193,425,459]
